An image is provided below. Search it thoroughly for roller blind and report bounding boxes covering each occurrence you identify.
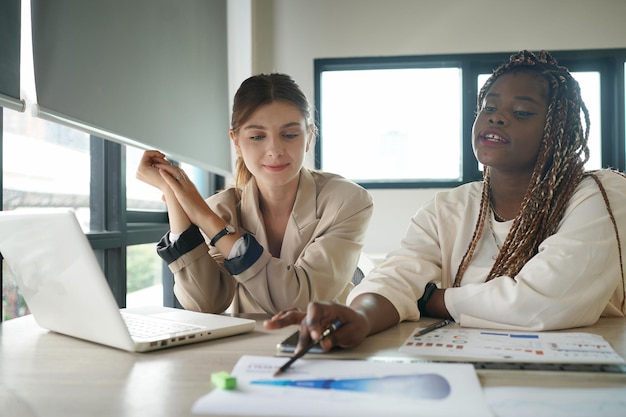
[0,0,24,112]
[30,0,231,176]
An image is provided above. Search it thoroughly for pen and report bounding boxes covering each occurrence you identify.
[415,319,453,337]
[273,320,342,377]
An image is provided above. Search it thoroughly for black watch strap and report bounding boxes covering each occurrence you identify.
[210,224,235,246]
[417,282,437,314]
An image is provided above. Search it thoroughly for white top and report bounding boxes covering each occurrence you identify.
[349,169,626,331]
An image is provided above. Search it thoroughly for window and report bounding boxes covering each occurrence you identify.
[320,68,462,183]
[1,0,227,321]
[126,243,165,308]
[2,107,91,320]
[126,147,166,212]
[0,105,224,320]
[124,147,168,308]
[315,50,626,188]
[2,107,90,219]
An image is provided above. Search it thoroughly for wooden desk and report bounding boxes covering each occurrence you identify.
[2,315,625,417]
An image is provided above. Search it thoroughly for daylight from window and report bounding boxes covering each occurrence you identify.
[2,109,166,320]
[320,68,462,182]
[321,68,602,185]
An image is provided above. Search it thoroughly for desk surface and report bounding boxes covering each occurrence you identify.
[2,314,626,417]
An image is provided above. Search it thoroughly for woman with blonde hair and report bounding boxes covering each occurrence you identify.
[137,73,373,314]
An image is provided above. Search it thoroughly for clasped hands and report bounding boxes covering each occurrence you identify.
[135,150,211,225]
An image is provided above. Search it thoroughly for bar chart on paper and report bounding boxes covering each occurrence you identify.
[399,327,625,364]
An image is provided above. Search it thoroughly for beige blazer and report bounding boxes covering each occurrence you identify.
[167,169,373,314]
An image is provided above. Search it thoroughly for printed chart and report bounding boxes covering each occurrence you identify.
[192,355,493,417]
[399,327,625,364]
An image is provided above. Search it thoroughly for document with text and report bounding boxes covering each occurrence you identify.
[399,327,625,363]
[192,355,494,417]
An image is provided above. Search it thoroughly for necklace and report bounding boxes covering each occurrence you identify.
[488,208,502,259]
[489,200,508,222]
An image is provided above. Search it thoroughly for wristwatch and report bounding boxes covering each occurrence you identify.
[209,224,236,246]
[417,282,437,314]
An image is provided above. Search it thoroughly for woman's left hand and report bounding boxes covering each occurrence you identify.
[263,307,306,330]
[155,164,212,225]
[136,150,173,192]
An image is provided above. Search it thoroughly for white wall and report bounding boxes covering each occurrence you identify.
[241,0,626,255]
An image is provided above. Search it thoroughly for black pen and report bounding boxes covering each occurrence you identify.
[415,319,453,337]
[273,320,342,377]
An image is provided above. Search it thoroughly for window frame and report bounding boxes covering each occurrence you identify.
[1,125,223,320]
[86,136,223,309]
[314,49,626,189]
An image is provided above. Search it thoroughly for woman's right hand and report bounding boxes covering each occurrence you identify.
[135,150,172,191]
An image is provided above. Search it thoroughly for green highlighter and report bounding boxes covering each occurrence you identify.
[211,371,237,390]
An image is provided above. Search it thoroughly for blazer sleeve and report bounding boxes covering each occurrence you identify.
[350,171,626,331]
[157,224,237,314]
[158,177,373,315]
[231,180,374,313]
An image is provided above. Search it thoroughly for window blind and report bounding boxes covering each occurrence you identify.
[30,0,231,176]
[0,0,24,112]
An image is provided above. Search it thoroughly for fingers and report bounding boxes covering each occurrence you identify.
[174,171,185,182]
[319,331,338,351]
[136,150,172,190]
[289,302,341,352]
[298,301,369,351]
[158,165,187,186]
[138,150,169,171]
[139,149,166,163]
[156,168,212,226]
[296,320,315,353]
[305,301,338,340]
[138,150,187,192]
[263,308,306,330]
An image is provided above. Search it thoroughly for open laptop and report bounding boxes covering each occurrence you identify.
[0,208,255,352]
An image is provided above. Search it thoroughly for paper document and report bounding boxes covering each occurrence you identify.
[192,355,494,416]
[399,327,625,363]
[484,386,626,417]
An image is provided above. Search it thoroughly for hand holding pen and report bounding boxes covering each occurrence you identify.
[265,301,374,376]
[274,320,342,376]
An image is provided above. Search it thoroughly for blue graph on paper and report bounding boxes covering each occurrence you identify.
[251,373,450,399]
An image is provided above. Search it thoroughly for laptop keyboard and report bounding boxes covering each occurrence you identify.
[121,313,203,339]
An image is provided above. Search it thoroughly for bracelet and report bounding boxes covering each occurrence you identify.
[417,282,437,314]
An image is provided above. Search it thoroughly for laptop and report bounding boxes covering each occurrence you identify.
[0,208,255,352]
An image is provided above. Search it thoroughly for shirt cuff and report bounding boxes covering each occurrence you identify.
[169,231,244,259]
[156,224,205,264]
[169,231,181,243]
[223,233,263,275]
[227,236,247,259]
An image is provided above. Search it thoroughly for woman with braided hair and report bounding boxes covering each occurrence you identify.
[264,50,626,351]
